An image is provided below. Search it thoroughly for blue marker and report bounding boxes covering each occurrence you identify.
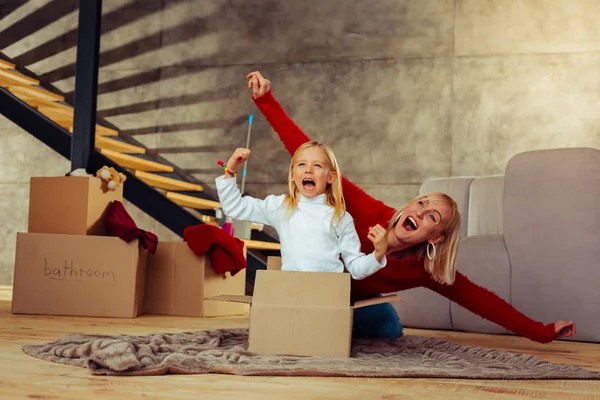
[240,114,253,194]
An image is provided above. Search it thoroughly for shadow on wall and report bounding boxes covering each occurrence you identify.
[0,0,288,189]
[0,0,79,51]
[119,116,247,138]
[97,85,239,118]
[10,0,171,67]
[1,0,224,101]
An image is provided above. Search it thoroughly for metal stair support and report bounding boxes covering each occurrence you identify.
[0,0,281,282]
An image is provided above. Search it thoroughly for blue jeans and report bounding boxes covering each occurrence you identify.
[352,301,404,339]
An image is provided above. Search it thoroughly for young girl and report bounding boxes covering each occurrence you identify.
[215,142,388,280]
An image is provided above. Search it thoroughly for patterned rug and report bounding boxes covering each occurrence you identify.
[21,328,600,379]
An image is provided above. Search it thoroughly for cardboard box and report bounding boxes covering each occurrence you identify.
[210,258,401,358]
[144,242,247,318]
[12,232,147,318]
[28,176,123,236]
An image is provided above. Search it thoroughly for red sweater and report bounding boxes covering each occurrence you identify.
[253,90,557,344]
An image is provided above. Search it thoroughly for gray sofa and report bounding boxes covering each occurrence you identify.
[392,147,600,342]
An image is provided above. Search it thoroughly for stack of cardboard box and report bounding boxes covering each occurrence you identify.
[11,174,247,319]
[12,175,145,317]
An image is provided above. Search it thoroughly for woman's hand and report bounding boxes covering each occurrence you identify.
[554,320,576,338]
[224,148,251,179]
[368,224,388,263]
[247,71,271,98]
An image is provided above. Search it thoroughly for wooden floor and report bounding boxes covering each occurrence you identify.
[1,292,600,399]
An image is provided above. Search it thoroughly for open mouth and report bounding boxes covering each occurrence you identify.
[402,216,418,231]
[302,178,316,190]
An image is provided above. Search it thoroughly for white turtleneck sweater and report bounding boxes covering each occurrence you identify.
[215,176,386,280]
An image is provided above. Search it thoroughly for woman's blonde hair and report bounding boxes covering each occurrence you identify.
[283,141,346,227]
[387,193,461,285]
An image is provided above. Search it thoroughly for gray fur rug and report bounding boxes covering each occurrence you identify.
[21,328,600,379]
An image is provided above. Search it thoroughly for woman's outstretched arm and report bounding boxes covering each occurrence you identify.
[424,271,574,343]
[248,72,396,230]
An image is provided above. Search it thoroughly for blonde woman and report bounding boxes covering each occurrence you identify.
[216,142,389,280]
[246,71,577,343]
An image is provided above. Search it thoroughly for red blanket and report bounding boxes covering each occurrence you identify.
[183,224,246,276]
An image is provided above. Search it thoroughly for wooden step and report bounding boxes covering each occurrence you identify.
[19,96,72,111]
[0,59,16,69]
[0,68,39,85]
[49,119,72,129]
[242,239,281,251]
[68,125,118,137]
[35,112,71,129]
[35,107,118,137]
[0,75,33,88]
[94,125,119,136]
[38,106,74,118]
[195,214,262,231]
[199,215,219,226]
[1,71,117,137]
[38,107,72,122]
[96,136,145,154]
[166,192,220,210]
[7,85,64,102]
[134,171,203,191]
[42,107,120,136]
[100,149,173,172]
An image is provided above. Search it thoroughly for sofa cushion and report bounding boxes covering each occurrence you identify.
[392,287,453,330]
[451,235,512,335]
[467,176,505,236]
[505,147,600,342]
[420,177,475,238]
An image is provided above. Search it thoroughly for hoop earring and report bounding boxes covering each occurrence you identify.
[393,211,403,227]
[426,242,437,261]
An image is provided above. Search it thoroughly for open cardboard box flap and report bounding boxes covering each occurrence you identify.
[352,294,402,309]
[208,294,253,304]
[206,293,401,308]
[262,256,402,307]
[207,256,402,309]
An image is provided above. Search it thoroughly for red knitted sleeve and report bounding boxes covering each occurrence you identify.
[424,272,557,343]
[253,90,395,228]
[252,90,309,157]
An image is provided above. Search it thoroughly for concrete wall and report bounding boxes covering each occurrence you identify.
[1,0,599,284]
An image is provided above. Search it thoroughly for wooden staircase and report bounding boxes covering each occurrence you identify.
[0,58,279,251]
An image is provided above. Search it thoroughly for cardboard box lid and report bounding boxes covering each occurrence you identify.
[352,294,402,309]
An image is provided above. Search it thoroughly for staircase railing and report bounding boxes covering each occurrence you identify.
[0,1,280,281]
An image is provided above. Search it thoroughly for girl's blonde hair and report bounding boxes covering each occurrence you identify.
[283,141,346,226]
[387,193,461,285]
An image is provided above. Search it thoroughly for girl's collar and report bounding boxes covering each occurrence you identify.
[298,193,327,204]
